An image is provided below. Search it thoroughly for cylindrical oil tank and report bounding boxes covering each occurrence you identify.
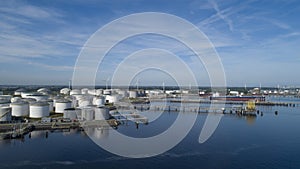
[72,94,84,101]
[21,92,35,98]
[60,88,70,95]
[51,96,62,106]
[0,106,12,122]
[81,88,89,95]
[29,102,50,118]
[129,91,138,98]
[10,101,29,117]
[63,108,81,120]
[64,95,74,101]
[55,99,72,113]
[96,89,103,96]
[65,96,77,108]
[93,96,105,106]
[95,107,110,120]
[37,88,50,93]
[103,89,111,95]
[78,99,92,107]
[14,88,26,96]
[105,95,120,103]
[48,99,54,112]
[118,90,129,97]
[11,97,22,103]
[70,89,81,95]
[88,89,96,95]
[40,99,54,112]
[81,106,95,121]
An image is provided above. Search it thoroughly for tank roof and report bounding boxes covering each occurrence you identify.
[56,99,71,103]
[30,101,49,106]
[10,101,29,105]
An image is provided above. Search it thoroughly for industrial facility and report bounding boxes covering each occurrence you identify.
[0,87,147,123]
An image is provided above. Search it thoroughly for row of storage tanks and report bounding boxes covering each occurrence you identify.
[0,87,146,122]
[0,88,114,122]
[60,88,145,98]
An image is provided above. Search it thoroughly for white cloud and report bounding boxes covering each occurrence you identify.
[0,2,63,20]
[208,0,234,31]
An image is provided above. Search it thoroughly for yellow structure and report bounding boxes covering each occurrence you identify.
[246,100,256,111]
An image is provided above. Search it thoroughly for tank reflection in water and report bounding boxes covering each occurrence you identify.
[0,104,300,169]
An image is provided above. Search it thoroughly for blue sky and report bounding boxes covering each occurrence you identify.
[0,0,299,87]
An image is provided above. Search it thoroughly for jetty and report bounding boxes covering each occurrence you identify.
[0,119,119,140]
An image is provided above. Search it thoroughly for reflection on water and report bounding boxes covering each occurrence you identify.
[0,101,300,169]
[85,127,110,139]
[29,130,48,139]
[245,115,256,125]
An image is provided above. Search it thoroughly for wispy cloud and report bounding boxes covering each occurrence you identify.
[0,0,299,85]
[208,0,234,31]
[0,1,92,73]
[0,2,63,20]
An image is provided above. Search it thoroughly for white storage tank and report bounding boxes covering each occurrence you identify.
[41,99,54,112]
[65,95,77,108]
[10,101,29,117]
[129,91,138,98]
[11,97,22,103]
[21,92,35,98]
[95,106,110,120]
[105,95,120,103]
[37,88,50,95]
[14,88,26,96]
[78,99,92,107]
[81,106,95,121]
[48,99,54,112]
[63,108,81,120]
[55,99,72,113]
[72,94,84,101]
[60,88,71,95]
[96,89,103,96]
[88,89,96,95]
[93,96,105,106]
[70,89,81,95]
[0,106,12,122]
[29,102,50,118]
[118,90,129,97]
[51,96,62,107]
[37,88,50,93]
[103,89,111,95]
[81,88,89,95]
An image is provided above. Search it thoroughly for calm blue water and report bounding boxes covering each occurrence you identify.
[1,99,300,169]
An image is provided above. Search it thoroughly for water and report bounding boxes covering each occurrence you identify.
[1,100,300,169]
